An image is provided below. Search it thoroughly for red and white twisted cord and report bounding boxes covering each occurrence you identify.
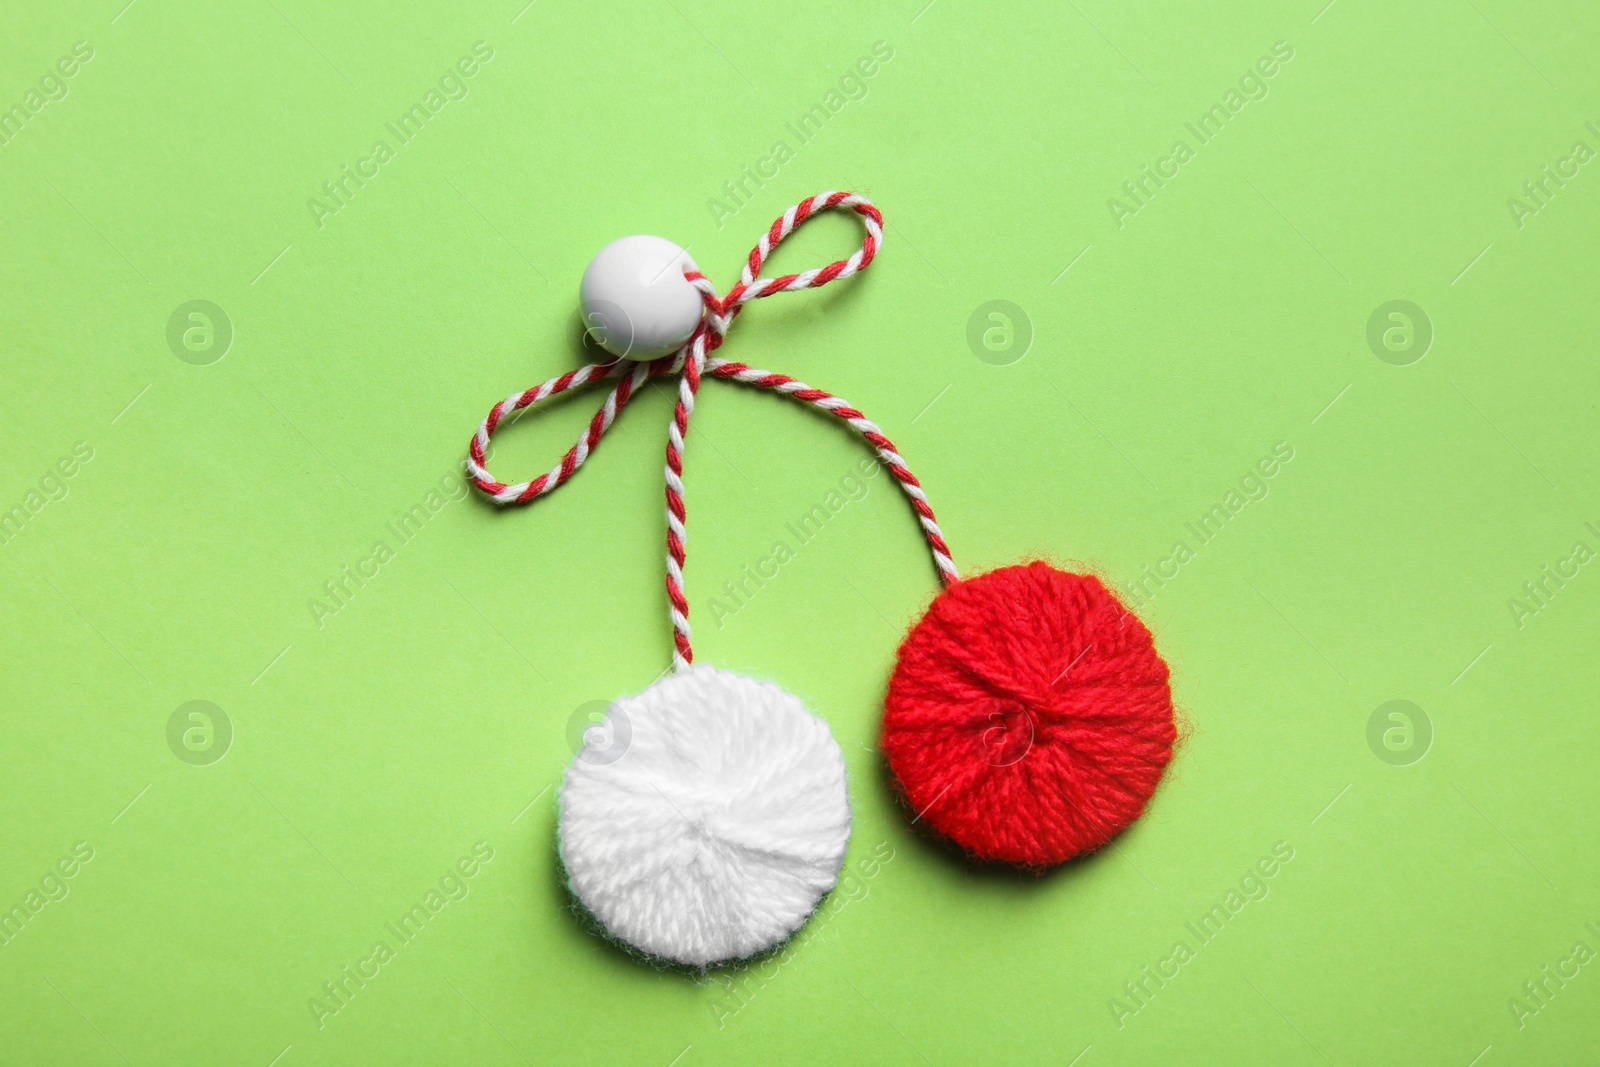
[464,191,958,670]
[466,359,662,505]
[706,359,956,584]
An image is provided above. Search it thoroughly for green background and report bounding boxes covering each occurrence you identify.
[3,0,1597,1063]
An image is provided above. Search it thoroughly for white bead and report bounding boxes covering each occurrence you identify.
[579,235,702,359]
[559,664,851,967]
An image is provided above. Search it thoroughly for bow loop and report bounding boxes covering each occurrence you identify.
[464,190,954,669]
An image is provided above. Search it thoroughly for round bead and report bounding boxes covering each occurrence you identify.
[579,235,702,359]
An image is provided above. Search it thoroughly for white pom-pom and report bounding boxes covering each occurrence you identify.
[559,664,851,967]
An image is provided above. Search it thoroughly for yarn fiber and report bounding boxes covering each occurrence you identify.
[882,562,1176,867]
[560,664,851,967]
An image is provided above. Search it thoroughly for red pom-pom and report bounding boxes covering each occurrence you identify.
[882,562,1176,867]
